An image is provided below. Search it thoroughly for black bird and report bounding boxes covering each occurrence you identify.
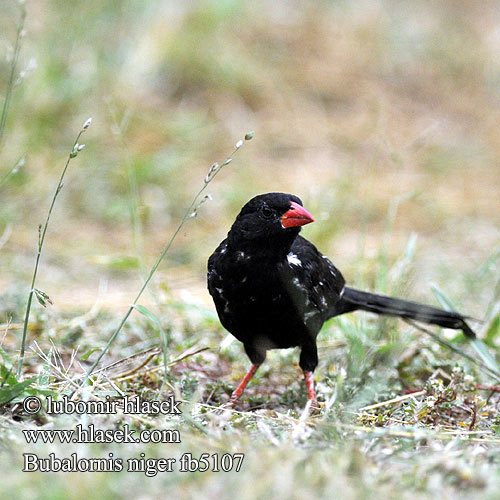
[207,193,476,406]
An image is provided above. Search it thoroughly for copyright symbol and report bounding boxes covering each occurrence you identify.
[23,396,42,414]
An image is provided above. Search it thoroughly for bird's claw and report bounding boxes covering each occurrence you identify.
[308,399,322,416]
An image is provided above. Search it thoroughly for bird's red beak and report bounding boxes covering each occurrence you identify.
[281,201,315,228]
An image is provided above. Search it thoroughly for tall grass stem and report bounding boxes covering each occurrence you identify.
[77,133,253,392]
[16,119,91,378]
[0,4,26,147]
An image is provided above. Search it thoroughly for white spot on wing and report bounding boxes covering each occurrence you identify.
[287,252,302,267]
[236,250,249,260]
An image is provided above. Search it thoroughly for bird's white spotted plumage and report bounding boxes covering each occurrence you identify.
[287,252,302,267]
[206,192,476,409]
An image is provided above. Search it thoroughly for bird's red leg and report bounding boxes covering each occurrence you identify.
[303,370,317,402]
[229,364,260,403]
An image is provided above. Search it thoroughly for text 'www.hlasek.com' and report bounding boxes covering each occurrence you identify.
[20,395,244,476]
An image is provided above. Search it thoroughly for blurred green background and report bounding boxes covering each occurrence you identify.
[2,2,500,499]
[1,0,498,313]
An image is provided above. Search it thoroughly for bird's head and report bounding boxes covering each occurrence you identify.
[227,193,315,251]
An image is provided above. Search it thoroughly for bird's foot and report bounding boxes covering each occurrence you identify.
[302,370,321,415]
[212,398,237,418]
[308,398,322,416]
[224,395,239,409]
[298,398,322,419]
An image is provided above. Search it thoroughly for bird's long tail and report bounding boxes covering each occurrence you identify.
[335,286,476,338]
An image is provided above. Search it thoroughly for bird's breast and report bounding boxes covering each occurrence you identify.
[208,250,324,348]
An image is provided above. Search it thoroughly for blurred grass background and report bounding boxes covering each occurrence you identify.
[1,0,498,314]
[1,1,500,498]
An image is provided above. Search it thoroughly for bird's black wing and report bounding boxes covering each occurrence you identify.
[281,236,346,327]
[290,238,476,339]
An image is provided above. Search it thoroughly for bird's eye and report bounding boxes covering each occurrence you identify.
[261,206,273,218]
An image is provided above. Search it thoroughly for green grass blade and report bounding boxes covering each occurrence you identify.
[0,378,35,405]
[406,320,500,382]
[133,304,169,380]
[485,312,500,346]
[431,285,500,375]
[430,284,456,311]
[469,338,499,374]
